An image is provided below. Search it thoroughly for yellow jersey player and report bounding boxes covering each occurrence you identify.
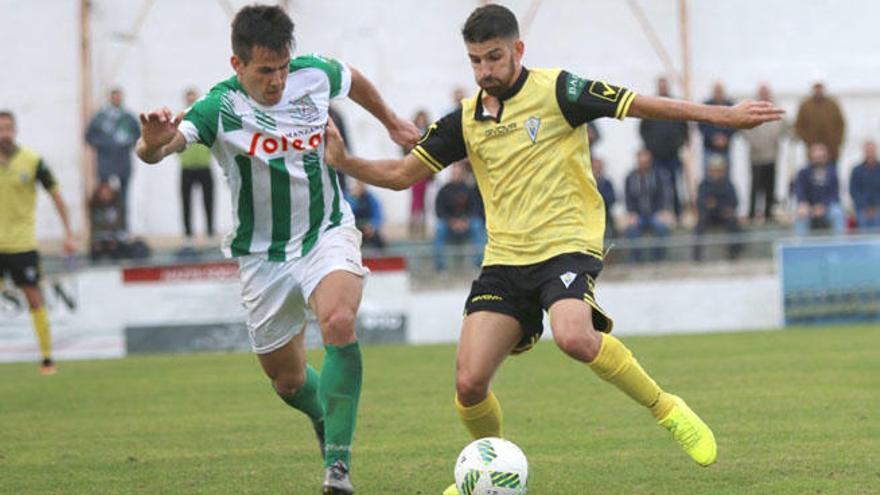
[0,110,76,375]
[325,5,784,493]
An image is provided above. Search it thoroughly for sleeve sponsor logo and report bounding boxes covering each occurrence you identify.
[566,74,590,102]
[588,81,622,103]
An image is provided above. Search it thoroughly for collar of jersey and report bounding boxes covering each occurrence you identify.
[473,67,529,123]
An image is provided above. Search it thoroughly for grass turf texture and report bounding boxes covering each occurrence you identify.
[1,325,877,494]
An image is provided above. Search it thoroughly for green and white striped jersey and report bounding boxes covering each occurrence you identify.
[179,54,354,261]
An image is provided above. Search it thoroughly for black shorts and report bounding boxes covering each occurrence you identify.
[464,252,613,354]
[0,251,42,287]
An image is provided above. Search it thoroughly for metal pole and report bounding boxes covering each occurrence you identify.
[80,0,93,243]
[626,0,683,90]
[520,0,545,39]
[680,0,698,214]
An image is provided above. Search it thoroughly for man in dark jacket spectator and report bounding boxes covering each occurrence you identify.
[793,143,845,235]
[639,76,688,220]
[850,140,880,229]
[434,161,485,270]
[85,88,140,229]
[624,149,673,261]
[89,181,127,260]
[345,180,386,250]
[693,155,741,261]
[592,157,616,240]
[698,82,737,174]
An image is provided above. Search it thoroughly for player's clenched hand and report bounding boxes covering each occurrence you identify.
[723,100,785,129]
[139,108,184,149]
[324,118,347,167]
[388,117,421,149]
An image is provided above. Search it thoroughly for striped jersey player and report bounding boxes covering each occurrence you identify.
[135,5,420,494]
[179,54,354,261]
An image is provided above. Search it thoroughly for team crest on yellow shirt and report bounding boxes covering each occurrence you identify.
[524,116,541,144]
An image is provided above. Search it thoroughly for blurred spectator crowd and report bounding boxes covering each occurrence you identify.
[21,76,880,267]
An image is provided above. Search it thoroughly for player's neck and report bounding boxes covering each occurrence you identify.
[481,94,502,118]
[0,145,17,165]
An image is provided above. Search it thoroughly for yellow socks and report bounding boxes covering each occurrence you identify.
[588,333,673,419]
[455,391,503,439]
[30,307,52,360]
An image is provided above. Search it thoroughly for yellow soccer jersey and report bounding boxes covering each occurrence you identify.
[0,146,58,253]
[412,67,635,266]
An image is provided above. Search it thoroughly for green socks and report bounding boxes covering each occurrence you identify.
[281,364,324,425]
[319,341,363,468]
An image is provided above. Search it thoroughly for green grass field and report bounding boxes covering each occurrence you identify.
[1,325,878,494]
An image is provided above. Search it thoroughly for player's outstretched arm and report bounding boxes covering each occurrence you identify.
[324,119,430,191]
[627,95,784,129]
[348,67,421,148]
[50,190,76,254]
[135,107,186,164]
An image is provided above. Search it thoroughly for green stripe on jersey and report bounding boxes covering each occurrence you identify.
[326,167,342,230]
[220,93,243,132]
[254,108,277,131]
[289,55,344,98]
[301,151,325,256]
[231,155,254,256]
[268,157,292,262]
[184,76,243,146]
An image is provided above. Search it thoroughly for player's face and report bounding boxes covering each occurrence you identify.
[232,45,291,106]
[864,141,876,162]
[466,37,524,97]
[0,117,16,155]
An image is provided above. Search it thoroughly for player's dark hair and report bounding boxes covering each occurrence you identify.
[0,110,14,123]
[231,4,294,62]
[462,4,519,43]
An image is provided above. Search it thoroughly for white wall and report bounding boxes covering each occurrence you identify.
[3,0,880,241]
[0,264,780,363]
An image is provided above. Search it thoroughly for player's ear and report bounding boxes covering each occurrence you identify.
[513,39,525,62]
[230,55,243,74]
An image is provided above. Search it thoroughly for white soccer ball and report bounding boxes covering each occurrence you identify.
[454,437,528,495]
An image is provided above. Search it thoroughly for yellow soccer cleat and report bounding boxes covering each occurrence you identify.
[442,482,459,495]
[657,394,717,467]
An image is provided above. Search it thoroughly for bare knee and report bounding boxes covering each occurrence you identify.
[271,370,307,397]
[554,327,602,363]
[319,308,357,345]
[456,371,490,406]
[22,287,43,310]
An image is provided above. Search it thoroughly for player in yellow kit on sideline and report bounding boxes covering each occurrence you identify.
[323,5,783,493]
[0,110,76,375]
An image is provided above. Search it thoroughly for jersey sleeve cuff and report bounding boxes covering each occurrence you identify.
[334,63,353,100]
[615,90,637,120]
[411,146,444,173]
[178,121,201,145]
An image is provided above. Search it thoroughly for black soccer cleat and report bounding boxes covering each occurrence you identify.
[39,358,57,376]
[322,460,354,494]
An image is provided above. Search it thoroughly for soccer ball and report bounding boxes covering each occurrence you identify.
[454,437,528,495]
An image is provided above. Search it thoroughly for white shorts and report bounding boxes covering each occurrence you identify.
[237,226,368,354]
